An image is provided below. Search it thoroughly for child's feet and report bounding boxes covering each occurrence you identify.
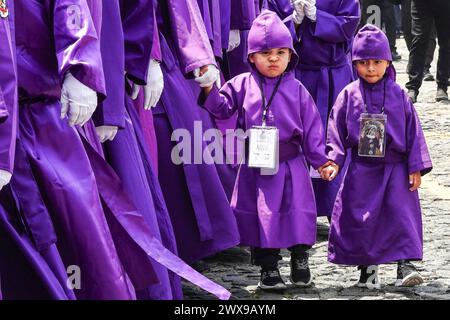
[290,255,313,287]
[395,260,423,287]
[357,265,381,289]
[258,268,287,290]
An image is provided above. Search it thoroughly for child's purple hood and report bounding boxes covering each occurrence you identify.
[352,24,396,80]
[247,10,298,72]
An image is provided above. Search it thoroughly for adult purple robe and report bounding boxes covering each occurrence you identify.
[150,0,240,263]
[0,1,75,300]
[14,0,137,299]
[91,0,231,300]
[327,77,432,265]
[200,11,328,248]
[268,0,360,217]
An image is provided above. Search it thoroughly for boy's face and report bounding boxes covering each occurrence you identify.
[249,48,292,78]
[355,59,390,84]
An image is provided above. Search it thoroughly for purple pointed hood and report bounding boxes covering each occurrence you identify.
[352,24,396,80]
[247,10,298,72]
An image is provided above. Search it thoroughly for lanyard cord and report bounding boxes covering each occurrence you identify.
[258,74,284,126]
[362,78,387,114]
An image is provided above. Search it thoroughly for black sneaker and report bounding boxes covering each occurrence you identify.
[290,255,313,287]
[436,88,449,102]
[258,268,287,290]
[357,265,381,289]
[395,260,423,287]
[423,71,435,81]
[407,89,418,104]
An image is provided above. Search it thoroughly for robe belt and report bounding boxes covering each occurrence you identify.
[351,148,406,163]
[18,96,50,106]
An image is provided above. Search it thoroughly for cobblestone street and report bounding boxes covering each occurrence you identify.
[182,39,450,301]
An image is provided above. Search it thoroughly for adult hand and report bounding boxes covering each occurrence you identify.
[130,59,164,109]
[95,125,119,143]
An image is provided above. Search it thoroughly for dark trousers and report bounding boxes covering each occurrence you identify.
[252,244,311,270]
[406,0,450,91]
[360,0,398,52]
[401,0,436,72]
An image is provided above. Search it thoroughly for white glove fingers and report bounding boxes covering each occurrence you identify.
[131,84,141,100]
[68,103,81,127]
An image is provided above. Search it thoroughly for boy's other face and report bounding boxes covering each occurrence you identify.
[249,48,292,78]
[355,59,390,84]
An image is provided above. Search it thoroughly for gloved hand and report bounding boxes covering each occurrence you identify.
[290,0,305,25]
[95,125,118,143]
[130,59,164,109]
[193,64,221,88]
[303,0,317,22]
[227,30,241,52]
[61,72,98,127]
[0,169,12,191]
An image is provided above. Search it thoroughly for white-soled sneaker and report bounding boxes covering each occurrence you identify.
[258,268,287,290]
[395,260,423,287]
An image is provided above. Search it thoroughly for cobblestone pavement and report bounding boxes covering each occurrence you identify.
[182,40,450,300]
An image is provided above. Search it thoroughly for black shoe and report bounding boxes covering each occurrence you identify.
[290,255,313,287]
[423,71,435,82]
[407,89,418,103]
[436,88,449,102]
[357,265,381,289]
[258,268,287,290]
[391,51,402,61]
[396,260,423,287]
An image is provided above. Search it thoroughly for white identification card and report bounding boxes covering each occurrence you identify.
[248,126,279,170]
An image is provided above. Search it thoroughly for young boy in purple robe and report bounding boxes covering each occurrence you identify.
[198,10,335,290]
[325,24,433,288]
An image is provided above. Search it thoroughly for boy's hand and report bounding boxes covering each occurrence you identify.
[409,171,421,191]
[193,64,221,88]
[318,161,339,181]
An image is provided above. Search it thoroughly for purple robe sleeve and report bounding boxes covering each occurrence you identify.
[403,91,433,176]
[299,85,328,169]
[92,0,126,128]
[220,0,231,49]
[230,0,257,30]
[166,0,216,74]
[0,13,17,173]
[326,90,348,168]
[200,83,238,120]
[312,0,360,43]
[150,11,162,61]
[53,0,106,98]
[120,0,156,85]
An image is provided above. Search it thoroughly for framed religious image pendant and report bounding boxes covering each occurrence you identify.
[248,126,279,169]
[0,0,8,18]
[358,113,387,158]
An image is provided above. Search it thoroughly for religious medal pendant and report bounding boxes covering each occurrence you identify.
[0,0,8,18]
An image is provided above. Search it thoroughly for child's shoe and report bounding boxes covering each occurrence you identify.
[258,267,287,290]
[290,255,313,287]
[357,265,381,289]
[395,260,423,287]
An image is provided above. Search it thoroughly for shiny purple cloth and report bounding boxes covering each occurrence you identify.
[200,11,328,248]
[14,0,137,299]
[149,0,240,263]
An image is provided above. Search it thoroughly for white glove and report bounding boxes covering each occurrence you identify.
[95,125,118,143]
[0,169,12,191]
[130,59,164,110]
[61,72,98,127]
[227,30,241,52]
[303,0,317,22]
[193,64,221,88]
[290,0,306,25]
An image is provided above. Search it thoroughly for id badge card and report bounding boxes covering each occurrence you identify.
[358,113,387,158]
[248,126,279,169]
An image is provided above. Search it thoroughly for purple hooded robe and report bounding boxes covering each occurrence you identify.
[267,0,360,217]
[200,10,328,248]
[327,25,433,265]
